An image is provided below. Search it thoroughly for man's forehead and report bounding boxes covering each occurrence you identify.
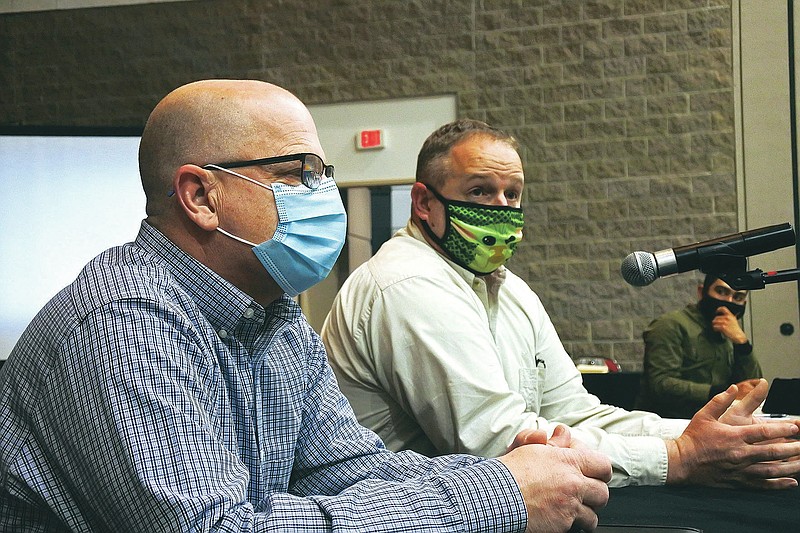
[708,278,747,295]
[709,278,732,289]
[452,134,519,157]
[450,137,523,175]
[248,113,323,159]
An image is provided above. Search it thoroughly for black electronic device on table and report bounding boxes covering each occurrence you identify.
[761,378,800,416]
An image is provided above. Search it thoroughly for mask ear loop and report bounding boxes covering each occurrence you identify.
[205,164,277,248]
[216,227,258,248]
[204,164,274,191]
[418,184,453,250]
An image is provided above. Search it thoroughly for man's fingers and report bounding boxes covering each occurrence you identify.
[750,477,800,490]
[731,378,769,414]
[571,506,600,533]
[721,475,800,490]
[507,429,549,451]
[576,449,613,483]
[743,455,800,480]
[548,424,572,448]
[696,384,738,420]
[570,479,609,533]
[741,421,800,445]
[733,439,800,465]
[581,477,611,509]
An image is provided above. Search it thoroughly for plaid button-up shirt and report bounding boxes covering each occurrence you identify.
[0,221,525,532]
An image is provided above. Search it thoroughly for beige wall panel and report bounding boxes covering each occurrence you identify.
[736,0,800,381]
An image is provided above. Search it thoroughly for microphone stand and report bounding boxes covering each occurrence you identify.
[696,252,800,290]
[719,268,800,290]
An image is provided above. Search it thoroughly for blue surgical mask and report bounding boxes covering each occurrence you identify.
[211,166,347,297]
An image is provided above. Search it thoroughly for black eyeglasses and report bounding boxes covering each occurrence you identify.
[203,152,334,190]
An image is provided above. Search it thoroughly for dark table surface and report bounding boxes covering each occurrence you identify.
[597,484,799,533]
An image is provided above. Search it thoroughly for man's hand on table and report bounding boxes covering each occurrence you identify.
[500,425,612,533]
[667,379,800,489]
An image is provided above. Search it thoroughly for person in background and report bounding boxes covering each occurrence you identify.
[0,80,613,533]
[322,118,800,490]
[635,274,762,419]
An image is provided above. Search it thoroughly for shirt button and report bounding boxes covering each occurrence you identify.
[218,329,228,339]
[243,308,255,319]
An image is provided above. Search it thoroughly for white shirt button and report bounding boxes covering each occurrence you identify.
[243,308,255,319]
[218,329,228,339]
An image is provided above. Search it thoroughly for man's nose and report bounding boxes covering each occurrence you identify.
[489,193,509,206]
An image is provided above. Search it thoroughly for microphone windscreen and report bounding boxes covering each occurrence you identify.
[621,251,658,286]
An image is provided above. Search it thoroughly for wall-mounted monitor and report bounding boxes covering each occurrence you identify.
[0,127,145,359]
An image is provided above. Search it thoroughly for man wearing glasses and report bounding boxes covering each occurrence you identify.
[636,274,763,419]
[0,79,613,532]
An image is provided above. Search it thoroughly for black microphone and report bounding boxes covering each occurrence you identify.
[620,223,796,286]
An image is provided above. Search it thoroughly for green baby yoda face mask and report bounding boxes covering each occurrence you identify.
[421,186,525,275]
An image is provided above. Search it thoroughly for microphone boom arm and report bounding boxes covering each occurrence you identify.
[718,268,800,290]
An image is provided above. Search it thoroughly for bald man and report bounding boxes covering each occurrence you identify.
[0,80,612,533]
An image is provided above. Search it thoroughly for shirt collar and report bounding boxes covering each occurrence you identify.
[134,221,301,341]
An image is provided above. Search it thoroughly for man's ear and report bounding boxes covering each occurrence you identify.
[411,182,433,222]
[697,284,705,301]
[172,164,219,231]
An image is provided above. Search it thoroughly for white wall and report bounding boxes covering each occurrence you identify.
[0,135,145,359]
[308,95,456,188]
[734,1,800,381]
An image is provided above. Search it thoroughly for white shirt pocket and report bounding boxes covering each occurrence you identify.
[519,364,546,413]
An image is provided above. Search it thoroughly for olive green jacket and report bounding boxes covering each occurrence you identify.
[636,303,762,419]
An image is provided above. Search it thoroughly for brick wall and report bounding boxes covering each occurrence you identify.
[0,0,737,370]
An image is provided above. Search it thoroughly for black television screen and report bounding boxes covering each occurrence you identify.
[0,128,145,359]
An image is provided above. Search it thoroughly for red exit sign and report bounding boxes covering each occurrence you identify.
[356,129,385,150]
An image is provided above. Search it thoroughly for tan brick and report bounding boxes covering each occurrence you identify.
[1,0,741,372]
[591,320,633,341]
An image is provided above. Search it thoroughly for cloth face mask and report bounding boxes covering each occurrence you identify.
[421,185,524,275]
[699,294,746,322]
[212,166,347,296]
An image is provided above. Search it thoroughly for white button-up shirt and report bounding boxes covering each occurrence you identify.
[323,221,688,487]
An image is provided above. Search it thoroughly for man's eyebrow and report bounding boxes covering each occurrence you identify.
[463,173,494,181]
[463,173,524,185]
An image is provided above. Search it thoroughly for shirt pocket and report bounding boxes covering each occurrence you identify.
[519,366,547,413]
